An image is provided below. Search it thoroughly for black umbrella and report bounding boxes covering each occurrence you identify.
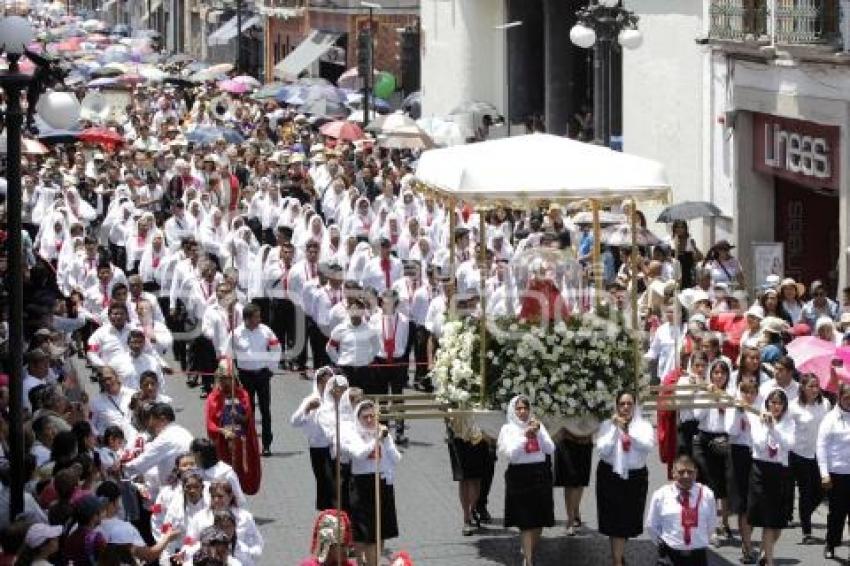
[656,201,723,223]
[402,90,421,119]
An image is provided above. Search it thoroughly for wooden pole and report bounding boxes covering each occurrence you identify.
[334,394,343,565]
[629,201,641,398]
[591,199,602,306]
[374,401,382,565]
[479,209,487,405]
[448,198,457,317]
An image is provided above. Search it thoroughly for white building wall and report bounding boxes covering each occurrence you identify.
[622,1,708,244]
[420,0,505,121]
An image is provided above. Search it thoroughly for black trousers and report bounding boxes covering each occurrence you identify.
[165,301,189,370]
[341,365,376,395]
[291,304,309,368]
[374,356,407,434]
[826,473,850,549]
[477,440,498,511]
[656,544,707,566]
[309,446,335,511]
[270,298,296,363]
[253,297,271,330]
[189,335,219,392]
[307,318,330,370]
[412,323,430,384]
[789,451,822,535]
[677,420,699,458]
[239,368,273,449]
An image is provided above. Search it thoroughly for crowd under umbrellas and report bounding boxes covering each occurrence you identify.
[2,5,850,566]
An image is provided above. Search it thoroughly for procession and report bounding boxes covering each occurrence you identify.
[2,1,850,566]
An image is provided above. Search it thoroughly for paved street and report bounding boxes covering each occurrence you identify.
[125,368,840,566]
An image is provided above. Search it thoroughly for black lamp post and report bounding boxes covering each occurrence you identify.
[360,2,381,128]
[235,0,243,73]
[570,0,642,148]
[0,15,79,520]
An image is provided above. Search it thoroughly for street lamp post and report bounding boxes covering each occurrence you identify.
[569,0,641,147]
[494,20,522,137]
[236,0,243,73]
[360,2,381,128]
[0,15,80,521]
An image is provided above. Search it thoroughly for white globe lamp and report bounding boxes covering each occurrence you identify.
[36,91,82,130]
[570,24,596,49]
[618,28,643,49]
[599,0,620,7]
[0,16,35,56]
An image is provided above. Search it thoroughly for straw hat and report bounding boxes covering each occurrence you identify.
[779,278,805,298]
[745,305,765,320]
[761,316,789,336]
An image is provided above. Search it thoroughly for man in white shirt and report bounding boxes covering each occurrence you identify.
[123,402,194,499]
[758,356,800,404]
[646,454,717,566]
[326,296,380,393]
[232,303,282,456]
[370,289,411,444]
[113,329,166,391]
[87,303,134,370]
[817,382,850,560]
[361,238,403,293]
[23,349,55,414]
[287,240,321,371]
[306,262,344,371]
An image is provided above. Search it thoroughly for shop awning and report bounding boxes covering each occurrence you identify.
[273,30,340,80]
[143,0,162,23]
[207,15,261,47]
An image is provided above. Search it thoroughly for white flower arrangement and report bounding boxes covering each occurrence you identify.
[431,314,639,420]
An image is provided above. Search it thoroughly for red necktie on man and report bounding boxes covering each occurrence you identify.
[381,258,391,290]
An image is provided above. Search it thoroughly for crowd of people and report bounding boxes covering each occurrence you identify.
[2,7,850,566]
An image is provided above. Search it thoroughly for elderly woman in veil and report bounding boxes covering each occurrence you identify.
[204,361,262,495]
[497,395,555,566]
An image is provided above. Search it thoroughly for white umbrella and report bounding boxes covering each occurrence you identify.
[139,66,167,82]
[416,117,470,147]
[378,125,434,150]
[415,133,670,205]
[366,111,415,133]
[570,210,626,225]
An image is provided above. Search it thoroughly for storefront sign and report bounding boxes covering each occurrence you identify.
[753,112,840,190]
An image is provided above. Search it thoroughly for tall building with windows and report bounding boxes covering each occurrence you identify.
[624,0,850,295]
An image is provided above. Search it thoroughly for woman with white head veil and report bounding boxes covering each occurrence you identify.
[318,374,358,514]
[291,366,336,511]
[595,390,655,566]
[226,226,259,293]
[139,229,168,293]
[345,196,373,241]
[346,241,374,284]
[63,185,98,226]
[297,213,325,254]
[125,212,156,274]
[37,210,70,264]
[321,224,342,264]
[342,399,401,566]
[408,235,433,267]
[199,206,229,263]
[369,206,390,245]
[497,394,555,566]
[57,236,86,295]
[396,189,420,224]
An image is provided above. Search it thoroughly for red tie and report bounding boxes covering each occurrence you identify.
[282,264,289,291]
[680,487,700,546]
[102,284,110,308]
[381,259,391,289]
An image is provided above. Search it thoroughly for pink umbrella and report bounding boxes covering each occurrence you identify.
[232,75,261,88]
[786,337,849,392]
[319,120,365,141]
[218,79,249,94]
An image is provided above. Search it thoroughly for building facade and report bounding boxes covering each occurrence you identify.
[625,0,850,296]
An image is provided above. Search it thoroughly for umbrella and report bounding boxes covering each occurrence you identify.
[378,124,434,150]
[787,338,850,392]
[118,73,144,85]
[299,97,348,118]
[402,90,421,119]
[87,77,118,88]
[164,76,195,89]
[185,61,209,73]
[366,111,416,134]
[232,75,261,88]
[320,120,365,141]
[186,127,245,145]
[656,201,723,223]
[294,77,333,87]
[336,67,382,90]
[78,126,125,150]
[190,68,228,83]
[570,210,627,225]
[600,223,663,247]
[90,67,123,78]
[252,83,287,100]
[139,66,166,82]
[346,92,391,113]
[37,128,81,144]
[218,79,250,94]
[301,84,348,105]
[167,53,194,65]
[207,63,235,75]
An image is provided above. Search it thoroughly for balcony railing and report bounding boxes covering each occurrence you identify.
[709,0,840,45]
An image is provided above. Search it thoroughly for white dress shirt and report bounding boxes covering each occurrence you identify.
[290,395,331,448]
[646,482,718,551]
[790,397,831,459]
[759,378,800,405]
[725,406,753,447]
[645,322,684,381]
[497,422,556,465]
[369,312,410,359]
[232,323,282,372]
[286,260,319,308]
[694,405,728,434]
[326,320,380,367]
[596,417,655,476]
[343,428,402,482]
[202,302,243,359]
[748,412,795,466]
[123,422,194,493]
[112,351,165,391]
[816,406,850,477]
[360,255,403,293]
[89,386,138,441]
[87,323,133,368]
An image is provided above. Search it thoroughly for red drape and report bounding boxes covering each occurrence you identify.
[657,367,684,479]
[205,386,262,495]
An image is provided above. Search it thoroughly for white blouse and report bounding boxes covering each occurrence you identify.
[496,422,555,465]
[748,412,795,466]
[343,428,402,482]
[596,417,655,478]
[724,406,753,447]
[790,398,831,460]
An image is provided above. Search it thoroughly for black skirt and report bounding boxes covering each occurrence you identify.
[504,460,555,530]
[331,460,352,513]
[553,436,593,487]
[448,437,489,481]
[692,431,729,499]
[747,459,791,529]
[309,446,335,511]
[349,474,399,543]
[728,443,752,515]
[596,460,648,539]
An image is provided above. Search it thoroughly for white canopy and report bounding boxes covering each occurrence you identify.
[414,133,670,206]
